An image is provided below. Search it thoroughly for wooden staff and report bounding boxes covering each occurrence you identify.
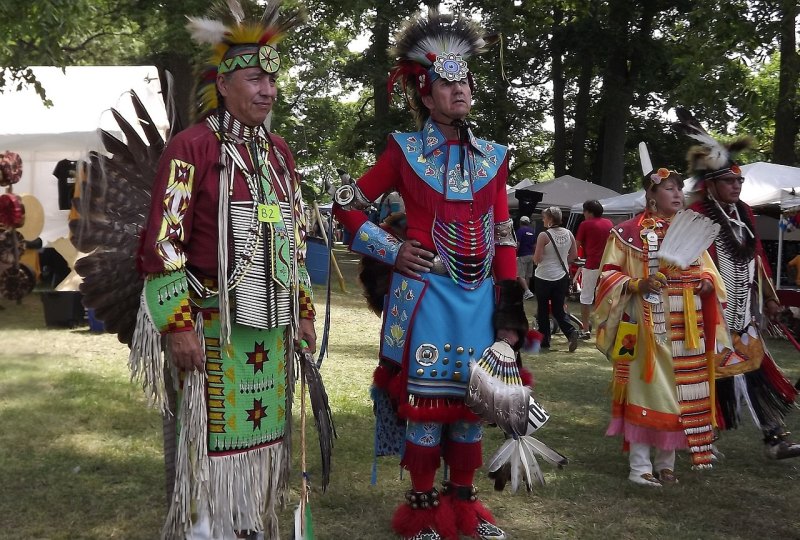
[312,200,346,293]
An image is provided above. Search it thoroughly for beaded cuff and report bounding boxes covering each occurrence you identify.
[494,218,516,247]
[299,287,315,319]
[143,270,193,333]
[350,220,401,266]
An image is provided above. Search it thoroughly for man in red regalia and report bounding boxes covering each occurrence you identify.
[334,9,529,540]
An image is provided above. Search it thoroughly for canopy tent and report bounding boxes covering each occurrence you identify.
[0,66,168,244]
[508,175,620,212]
[566,190,647,228]
[574,162,800,286]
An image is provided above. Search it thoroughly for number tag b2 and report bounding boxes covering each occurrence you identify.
[258,204,282,223]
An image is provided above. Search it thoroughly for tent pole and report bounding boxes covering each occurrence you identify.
[776,216,784,290]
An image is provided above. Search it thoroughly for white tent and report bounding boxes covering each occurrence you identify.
[1,66,168,244]
[566,190,647,228]
[573,163,800,286]
[508,174,620,211]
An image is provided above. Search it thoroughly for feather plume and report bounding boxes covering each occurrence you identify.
[186,17,228,45]
[487,436,568,493]
[392,8,489,68]
[226,0,245,23]
[673,107,752,176]
[638,141,653,177]
[658,209,720,269]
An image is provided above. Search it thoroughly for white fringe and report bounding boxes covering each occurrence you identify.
[734,373,761,429]
[218,149,233,354]
[128,289,168,414]
[162,366,210,539]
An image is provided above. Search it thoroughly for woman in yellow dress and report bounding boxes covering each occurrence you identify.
[594,169,727,487]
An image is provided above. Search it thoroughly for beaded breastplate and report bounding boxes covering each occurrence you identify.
[432,209,494,290]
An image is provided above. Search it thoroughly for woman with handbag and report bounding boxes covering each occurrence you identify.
[532,206,579,352]
[594,169,727,487]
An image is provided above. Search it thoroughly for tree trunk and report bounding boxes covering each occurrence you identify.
[551,8,567,177]
[772,0,799,165]
[596,0,656,192]
[597,0,634,192]
[570,1,598,180]
[153,51,194,135]
[570,43,594,180]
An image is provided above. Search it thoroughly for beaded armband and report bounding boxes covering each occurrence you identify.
[494,218,516,247]
[333,183,372,211]
[299,287,315,319]
[350,220,401,266]
[143,270,193,333]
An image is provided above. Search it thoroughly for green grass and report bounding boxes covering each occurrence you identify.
[1,248,799,539]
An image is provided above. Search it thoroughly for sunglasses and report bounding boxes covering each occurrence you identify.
[717,176,745,185]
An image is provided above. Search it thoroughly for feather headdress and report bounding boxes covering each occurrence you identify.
[187,0,305,119]
[673,107,752,184]
[388,7,495,100]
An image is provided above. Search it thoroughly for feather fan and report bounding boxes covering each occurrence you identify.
[71,89,174,346]
[658,209,720,269]
[299,350,336,492]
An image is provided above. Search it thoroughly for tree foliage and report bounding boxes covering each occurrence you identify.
[2,0,798,194]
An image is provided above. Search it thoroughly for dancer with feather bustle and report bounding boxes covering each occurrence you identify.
[595,166,727,487]
[334,8,534,540]
[676,108,800,460]
[134,1,316,538]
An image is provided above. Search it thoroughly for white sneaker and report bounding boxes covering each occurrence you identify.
[523,290,534,300]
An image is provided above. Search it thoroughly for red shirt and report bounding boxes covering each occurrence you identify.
[139,121,298,277]
[334,136,516,281]
[576,216,613,269]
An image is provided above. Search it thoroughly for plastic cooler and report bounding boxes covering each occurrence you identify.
[305,236,330,285]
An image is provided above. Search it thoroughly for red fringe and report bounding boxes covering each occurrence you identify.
[399,399,480,423]
[400,442,442,473]
[373,363,396,390]
[388,372,407,401]
[391,497,458,540]
[715,395,728,431]
[448,495,496,537]
[444,441,483,471]
[760,353,798,403]
[520,366,535,388]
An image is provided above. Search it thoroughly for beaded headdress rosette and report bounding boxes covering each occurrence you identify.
[387,8,495,100]
[187,0,305,119]
[672,107,751,187]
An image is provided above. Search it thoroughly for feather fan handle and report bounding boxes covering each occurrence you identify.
[658,209,720,269]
